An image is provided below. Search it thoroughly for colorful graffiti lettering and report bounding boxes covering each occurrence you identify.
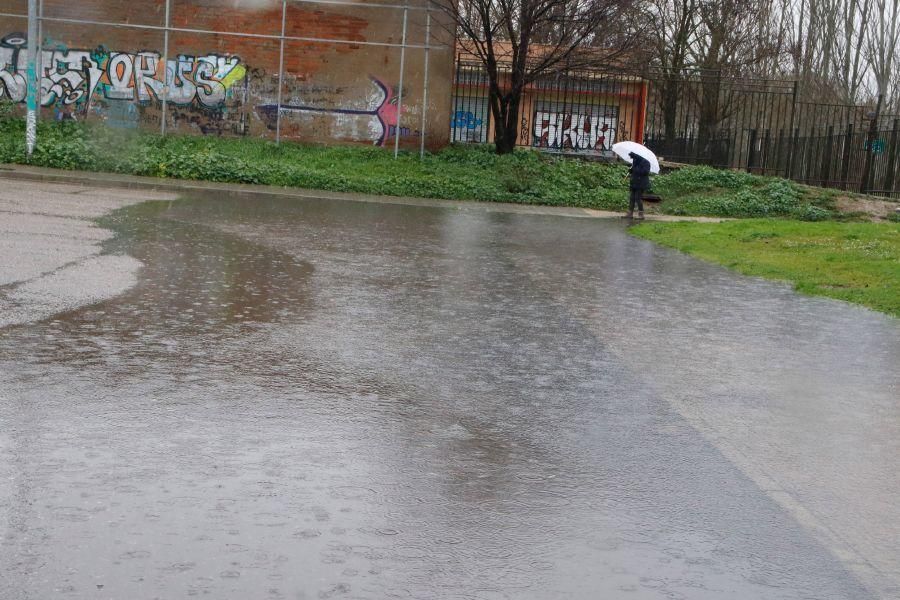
[255,77,418,146]
[451,110,483,130]
[533,111,617,151]
[0,33,245,110]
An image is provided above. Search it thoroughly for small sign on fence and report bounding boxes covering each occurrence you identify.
[865,139,886,154]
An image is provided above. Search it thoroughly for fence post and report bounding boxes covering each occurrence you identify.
[747,128,757,172]
[451,55,460,143]
[786,80,799,177]
[419,10,430,159]
[36,0,43,114]
[841,123,854,190]
[160,0,171,136]
[820,125,834,186]
[789,127,800,180]
[393,4,409,158]
[275,0,287,144]
[25,0,38,156]
[859,94,883,194]
[884,119,899,193]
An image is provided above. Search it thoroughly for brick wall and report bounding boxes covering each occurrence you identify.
[0,0,453,149]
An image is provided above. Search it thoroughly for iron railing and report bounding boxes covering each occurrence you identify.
[453,62,900,196]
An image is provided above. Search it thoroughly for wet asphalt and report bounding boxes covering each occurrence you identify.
[1,189,899,599]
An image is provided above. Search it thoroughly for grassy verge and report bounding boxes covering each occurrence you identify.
[0,115,856,218]
[631,219,900,317]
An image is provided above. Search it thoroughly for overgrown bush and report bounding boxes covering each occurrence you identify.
[0,117,849,219]
[654,165,760,196]
[666,180,809,217]
[792,204,834,221]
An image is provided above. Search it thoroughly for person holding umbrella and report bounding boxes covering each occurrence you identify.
[626,152,651,219]
[612,141,661,220]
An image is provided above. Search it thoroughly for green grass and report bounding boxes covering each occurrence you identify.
[0,115,857,218]
[631,219,900,317]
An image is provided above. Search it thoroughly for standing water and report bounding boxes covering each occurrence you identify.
[1,191,898,599]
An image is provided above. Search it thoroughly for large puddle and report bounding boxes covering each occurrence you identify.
[1,192,898,599]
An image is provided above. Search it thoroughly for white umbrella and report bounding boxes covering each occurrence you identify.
[612,141,661,174]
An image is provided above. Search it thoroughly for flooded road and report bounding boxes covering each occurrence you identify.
[1,188,898,599]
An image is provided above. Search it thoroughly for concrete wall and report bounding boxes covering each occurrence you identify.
[0,0,454,149]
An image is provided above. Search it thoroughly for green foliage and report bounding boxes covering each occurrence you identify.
[0,99,16,122]
[661,179,836,219]
[0,118,856,219]
[631,219,900,317]
[792,204,834,221]
[654,165,760,196]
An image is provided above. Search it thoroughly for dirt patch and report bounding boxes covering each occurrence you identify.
[834,195,900,221]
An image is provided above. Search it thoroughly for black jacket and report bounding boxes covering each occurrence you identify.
[629,153,652,190]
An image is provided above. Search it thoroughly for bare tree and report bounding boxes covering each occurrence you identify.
[645,0,698,147]
[437,0,639,153]
[866,0,900,105]
[645,0,782,156]
[776,0,874,103]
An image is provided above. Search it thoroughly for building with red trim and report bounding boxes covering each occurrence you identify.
[451,45,648,154]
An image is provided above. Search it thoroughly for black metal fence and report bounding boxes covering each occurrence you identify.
[641,69,899,196]
[453,62,900,197]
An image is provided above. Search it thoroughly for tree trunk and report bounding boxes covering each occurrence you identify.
[498,94,521,154]
[489,89,523,154]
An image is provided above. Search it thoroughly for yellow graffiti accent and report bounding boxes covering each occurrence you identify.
[221,64,246,89]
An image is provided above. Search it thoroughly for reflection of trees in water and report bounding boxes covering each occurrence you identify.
[8,196,315,372]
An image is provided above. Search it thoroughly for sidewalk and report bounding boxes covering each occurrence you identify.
[0,164,727,223]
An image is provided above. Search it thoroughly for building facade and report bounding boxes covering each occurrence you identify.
[452,58,648,154]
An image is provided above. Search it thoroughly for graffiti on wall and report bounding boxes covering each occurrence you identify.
[0,33,245,112]
[0,32,426,145]
[532,110,618,151]
[255,77,419,146]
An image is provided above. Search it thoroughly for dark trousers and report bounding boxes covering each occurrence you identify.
[629,187,644,213]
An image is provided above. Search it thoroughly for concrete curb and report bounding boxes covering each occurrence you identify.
[0,163,725,222]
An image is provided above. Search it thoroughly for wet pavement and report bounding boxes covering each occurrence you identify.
[1,186,899,599]
[0,180,176,327]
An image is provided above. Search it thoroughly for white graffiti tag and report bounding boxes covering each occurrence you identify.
[42,51,104,106]
[533,111,617,151]
[0,33,27,102]
[0,33,245,110]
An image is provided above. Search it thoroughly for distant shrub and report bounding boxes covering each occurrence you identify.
[654,165,759,196]
[792,204,834,221]
[669,180,809,218]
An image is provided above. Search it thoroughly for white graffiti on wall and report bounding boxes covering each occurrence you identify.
[0,33,245,109]
[533,111,617,151]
